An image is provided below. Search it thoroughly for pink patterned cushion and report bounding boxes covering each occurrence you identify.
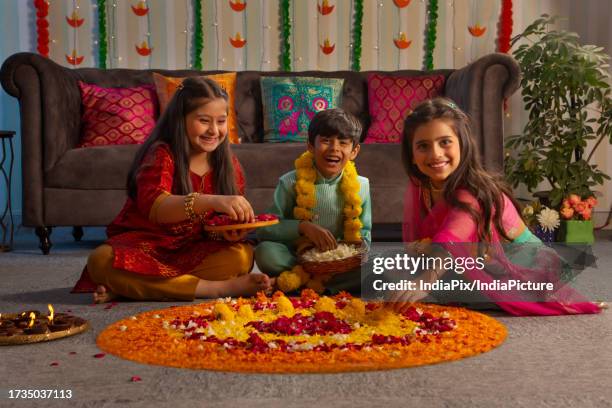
[77,81,158,147]
[364,74,445,144]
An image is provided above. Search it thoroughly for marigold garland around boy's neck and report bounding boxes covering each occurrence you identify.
[293,151,363,242]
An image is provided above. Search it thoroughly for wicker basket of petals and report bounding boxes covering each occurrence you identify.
[298,242,368,277]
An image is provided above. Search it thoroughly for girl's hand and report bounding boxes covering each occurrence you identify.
[222,228,254,242]
[298,221,337,252]
[209,195,255,223]
[386,269,438,313]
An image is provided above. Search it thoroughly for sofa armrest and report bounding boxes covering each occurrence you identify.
[1,52,82,225]
[1,52,82,171]
[445,53,520,172]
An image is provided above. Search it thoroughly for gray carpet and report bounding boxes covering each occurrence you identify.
[1,227,611,408]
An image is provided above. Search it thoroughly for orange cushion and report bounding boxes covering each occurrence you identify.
[152,72,240,144]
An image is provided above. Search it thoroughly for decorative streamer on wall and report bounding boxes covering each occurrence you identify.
[34,0,50,57]
[192,0,203,69]
[279,0,292,71]
[133,1,153,58]
[96,0,107,68]
[497,0,512,53]
[393,0,411,50]
[66,0,85,66]
[229,0,247,50]
[351,0,363,71]
[319,1,335,56]
[423,0,438,70]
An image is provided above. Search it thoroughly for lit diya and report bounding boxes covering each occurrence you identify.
[0,304,89,345]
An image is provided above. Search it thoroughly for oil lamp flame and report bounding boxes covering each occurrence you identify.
[28,312,36,328]
[47,304,55,323]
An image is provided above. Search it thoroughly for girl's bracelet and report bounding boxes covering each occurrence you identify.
[184,192,200,222]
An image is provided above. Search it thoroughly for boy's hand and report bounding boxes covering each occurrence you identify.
[298,221,337,252]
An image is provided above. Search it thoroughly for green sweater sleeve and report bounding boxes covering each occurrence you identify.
[256,177,301,242]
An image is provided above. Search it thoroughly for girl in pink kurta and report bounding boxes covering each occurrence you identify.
[80,77,273,302]
[394,97,601,316]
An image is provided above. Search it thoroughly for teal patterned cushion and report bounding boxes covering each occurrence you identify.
[260,76,344,143]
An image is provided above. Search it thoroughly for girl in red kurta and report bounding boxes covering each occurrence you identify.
[85,77,273,303]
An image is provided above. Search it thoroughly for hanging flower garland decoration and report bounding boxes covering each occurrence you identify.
[280,0,291,71]
[97,290,507,373]
[423,0,438,71]
[193,0,203,70]
[351,0,363,71]
[34,0,50,58]
[97,0,107,68]
[497,0,513,53]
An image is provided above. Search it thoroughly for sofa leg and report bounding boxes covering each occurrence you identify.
[35,227,53,255]
[72,226,84,242]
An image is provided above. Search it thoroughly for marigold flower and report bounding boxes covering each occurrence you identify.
[306,278,326,294]
[214,303,234,321]
[314,296,337,313]
[237,304,255,320]
[291,265,311,285]
[278,270,302,293]
[276,295,295,316]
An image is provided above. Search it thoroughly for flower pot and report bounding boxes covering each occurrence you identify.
[533,225,556,243]
[558,220,594,244]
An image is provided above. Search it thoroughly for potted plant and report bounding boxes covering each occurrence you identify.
[504,15,612,208]
[522,200,560,242]
[558,194,597,243]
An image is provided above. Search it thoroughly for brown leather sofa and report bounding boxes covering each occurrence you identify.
[0,52,519,253]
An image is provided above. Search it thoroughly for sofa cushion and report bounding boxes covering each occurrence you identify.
[260,76,344,143]
[77,82,158,147]
[152,72,240,143]
[364,74,445,144]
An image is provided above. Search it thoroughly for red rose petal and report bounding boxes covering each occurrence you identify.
[130,376,142,382]
[93,353,106,359]
[50,361,59,366]
[69,351,77,355]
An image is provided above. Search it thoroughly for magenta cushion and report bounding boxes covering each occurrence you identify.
[77,81,158,148]
[364,74,445,144]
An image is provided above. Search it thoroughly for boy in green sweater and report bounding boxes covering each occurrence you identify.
[255,108,372,289]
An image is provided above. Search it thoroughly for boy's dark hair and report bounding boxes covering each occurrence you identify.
[127,76,238,200]
[307,108,362,146]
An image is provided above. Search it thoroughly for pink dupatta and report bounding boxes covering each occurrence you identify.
[402,179,600,316]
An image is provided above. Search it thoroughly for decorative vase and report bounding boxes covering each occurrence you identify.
[558,220,594,244]
[533,225,556,243]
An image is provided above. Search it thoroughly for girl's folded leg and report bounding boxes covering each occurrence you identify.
[87,244,198,301]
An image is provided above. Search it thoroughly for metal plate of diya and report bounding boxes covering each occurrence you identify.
[203,213,279,232]
[0,305,89,346]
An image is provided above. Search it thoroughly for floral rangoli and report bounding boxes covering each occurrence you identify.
[97,290,507,373]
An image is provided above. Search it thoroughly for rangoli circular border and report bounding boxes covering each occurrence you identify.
[97,292,507,373]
